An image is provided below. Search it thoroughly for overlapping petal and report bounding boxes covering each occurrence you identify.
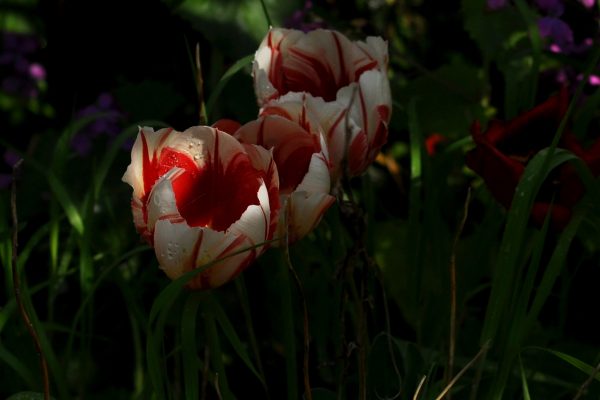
[234,103,335,245]
[253,27,392,179]
[122,126,280,289]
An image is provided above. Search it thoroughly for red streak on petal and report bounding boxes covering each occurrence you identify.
[328,109,346,142]
[358,85,368,136]
[284,48,340,101]
[332,31,350,90]
[354,60,378,78]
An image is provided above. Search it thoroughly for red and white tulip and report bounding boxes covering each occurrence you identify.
[253,28,392,178]
[230,94,335,244]
[122,126,280,289]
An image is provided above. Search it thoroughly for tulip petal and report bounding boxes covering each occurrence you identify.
[153,219,254,289]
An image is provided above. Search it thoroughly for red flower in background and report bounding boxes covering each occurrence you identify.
[466,89,600,229]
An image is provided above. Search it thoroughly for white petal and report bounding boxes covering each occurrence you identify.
[229,182,270,250]
[296,152,331,194]
[146,168,184,231]
[154,219,203,280]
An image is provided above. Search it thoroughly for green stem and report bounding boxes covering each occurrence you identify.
[205,299,234,400]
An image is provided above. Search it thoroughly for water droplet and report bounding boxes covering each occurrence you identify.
[193,154,200,161]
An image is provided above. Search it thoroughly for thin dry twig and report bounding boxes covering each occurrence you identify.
[572,360,600,400]
[11,159,51,400]
[435,342,491,400]
[412,375,428,400]
[446,188,472,397]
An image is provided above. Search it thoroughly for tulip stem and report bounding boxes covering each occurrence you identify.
[11,159,51,400]
[258,0,273,28]
[205,303,233,400]
[195,43,208,125]
[234,277,269,398]
[282,203,313,400]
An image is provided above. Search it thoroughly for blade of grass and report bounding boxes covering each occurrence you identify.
[146,240,273,397]
[524,203,586,331]
[181,292,205,400]
[210,293,267,389]
[0,343,37,388]
[527,347,600,383]
[480,148,581,345]
[204,302,233,400]
[277,250,299,400]
[234,276,268,395]
[518,356,532,400]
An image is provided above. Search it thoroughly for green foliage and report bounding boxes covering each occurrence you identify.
[2,0,600,399]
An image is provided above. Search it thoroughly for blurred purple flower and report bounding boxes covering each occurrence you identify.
[0,150,21,189]
[534,0,564,16]
[29,63,46,81]
[589,74,600,85]
[1,32,45,99]
[71,93,124,156]
[538,16,574,52]
[4,150,20,167]
[580,0,596,8]
[487,0,509,10]
[285,0,326,32]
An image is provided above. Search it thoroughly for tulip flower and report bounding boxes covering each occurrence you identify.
[466,88,600,229]
[253,28,392,178]
[226,94,335,244]
[122,126,280,289]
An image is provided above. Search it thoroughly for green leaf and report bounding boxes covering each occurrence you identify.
[210,294,266,388]
[529,347,600,383]
[519,357,532,400]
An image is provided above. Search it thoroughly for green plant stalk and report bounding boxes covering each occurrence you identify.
[234,277,268,393]
[182,292,204,400]
[277,251,298,400]
[205,303,233,400]
[479,46,600,343]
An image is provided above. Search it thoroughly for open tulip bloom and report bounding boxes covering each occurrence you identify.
[234,93,336,245]
[253,27,392,178]
[466,88,600,229]
[122,126,280,289]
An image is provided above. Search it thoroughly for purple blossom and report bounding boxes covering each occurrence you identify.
[285,0,326,32]
[4,150,20,167]
[1,32,46,99]
[538,16,574,52]
[71,93,124,156]
[29,63,46,81]
[580,0,596,8]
